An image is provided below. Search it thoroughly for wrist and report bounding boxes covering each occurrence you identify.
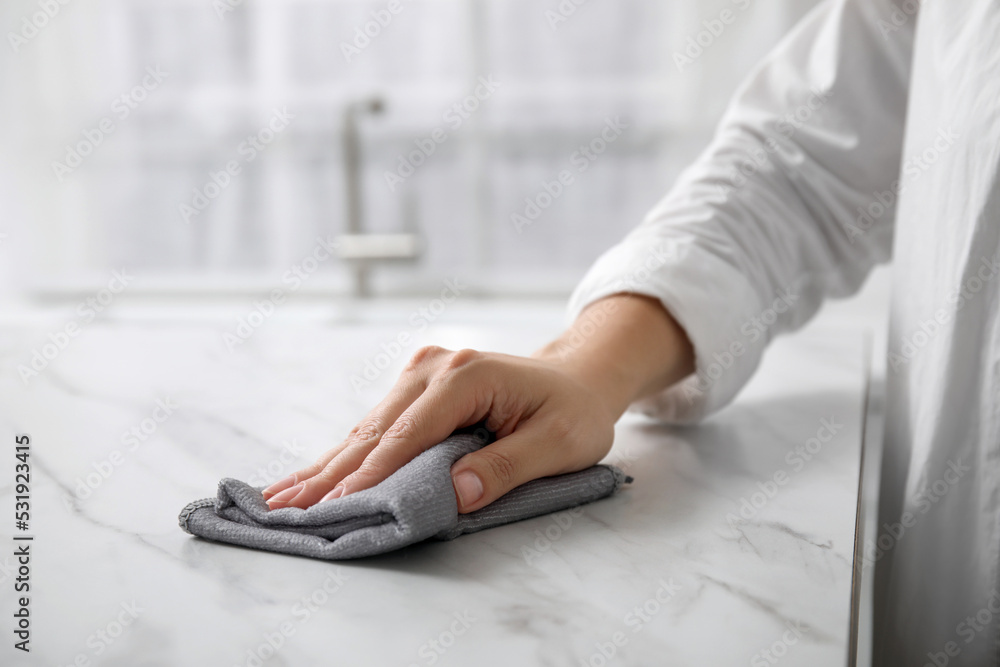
[535,294,696,419]
[533,324,647,420]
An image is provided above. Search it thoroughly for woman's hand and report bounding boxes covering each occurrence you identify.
[265,348,619,512]
[263,294,695,513]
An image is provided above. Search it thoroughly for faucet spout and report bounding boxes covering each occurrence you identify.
[342,97,385,298]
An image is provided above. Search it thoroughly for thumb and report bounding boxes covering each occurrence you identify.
[450,424,556,513]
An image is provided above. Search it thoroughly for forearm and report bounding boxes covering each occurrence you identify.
[534,293,695,419]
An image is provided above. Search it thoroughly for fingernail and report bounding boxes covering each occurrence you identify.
[262,475,296,500]
[453,470,484,509]
[320,484,346,503]
[267,482,305,507]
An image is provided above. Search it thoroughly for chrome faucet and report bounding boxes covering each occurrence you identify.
[339,97,420,298]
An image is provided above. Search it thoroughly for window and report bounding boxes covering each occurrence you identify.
[1,0,820,297]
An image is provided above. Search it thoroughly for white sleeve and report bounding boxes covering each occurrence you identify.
[568,0,916,423]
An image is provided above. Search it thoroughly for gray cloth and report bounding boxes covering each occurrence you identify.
[178,429,630,560]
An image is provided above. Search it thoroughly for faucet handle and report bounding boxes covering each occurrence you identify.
[334,233,421,261]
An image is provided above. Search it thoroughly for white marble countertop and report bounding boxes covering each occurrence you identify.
[0,303,868,667]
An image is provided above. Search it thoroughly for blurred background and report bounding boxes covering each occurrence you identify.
[0,0,834,304]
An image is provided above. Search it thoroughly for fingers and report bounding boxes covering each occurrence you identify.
[262,435,358,500]
[449,418,571,513]
[328,350,503,496]
[266,347,450,509]
[267,385,422,509]
[260,473,299,501]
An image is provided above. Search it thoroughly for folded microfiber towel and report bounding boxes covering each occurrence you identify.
[178,427,630,560]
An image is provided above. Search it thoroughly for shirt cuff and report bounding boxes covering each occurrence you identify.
[567,235,773,424]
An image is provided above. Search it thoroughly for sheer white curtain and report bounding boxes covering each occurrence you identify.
[0,0,821,297]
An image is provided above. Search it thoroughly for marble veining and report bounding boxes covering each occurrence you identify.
[0,306,866,667]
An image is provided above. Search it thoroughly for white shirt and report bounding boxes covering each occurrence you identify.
[568,1,1000,664]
